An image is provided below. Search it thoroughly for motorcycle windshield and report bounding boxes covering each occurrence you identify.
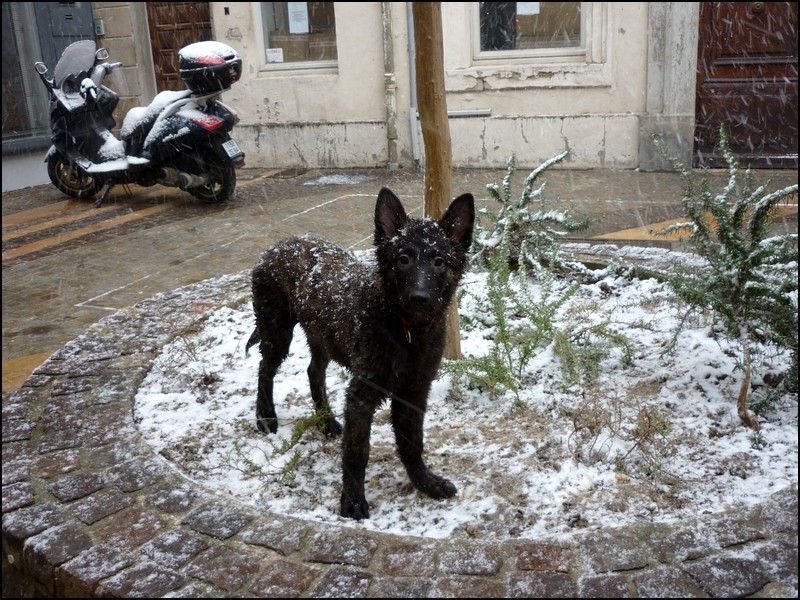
[53,40,97,89]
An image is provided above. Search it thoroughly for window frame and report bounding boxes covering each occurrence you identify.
[443,2,610,92]
[257,2,339,73]
[472,2,588,64]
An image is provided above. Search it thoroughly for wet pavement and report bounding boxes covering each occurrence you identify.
[2,166,798,597]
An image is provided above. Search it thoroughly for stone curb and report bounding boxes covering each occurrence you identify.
[2,268,798,598]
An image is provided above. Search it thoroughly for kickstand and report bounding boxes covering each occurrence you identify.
[95,182,117,208]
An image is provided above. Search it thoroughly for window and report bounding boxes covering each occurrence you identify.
[478,2,583,56]
[261,2,337,66]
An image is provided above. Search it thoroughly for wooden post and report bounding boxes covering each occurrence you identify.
[412,2,462,359]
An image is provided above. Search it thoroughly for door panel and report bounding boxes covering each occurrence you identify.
[146,2,212,92]
[695,2,798,168]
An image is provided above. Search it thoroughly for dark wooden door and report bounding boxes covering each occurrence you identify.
[694,2,798,169]
[146,2,212,92]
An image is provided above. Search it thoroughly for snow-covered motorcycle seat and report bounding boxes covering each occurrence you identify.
[120,89,193,141]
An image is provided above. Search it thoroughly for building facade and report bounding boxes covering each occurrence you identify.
[2,2,796,192]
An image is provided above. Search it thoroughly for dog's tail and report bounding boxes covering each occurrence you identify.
[245,327,260,357]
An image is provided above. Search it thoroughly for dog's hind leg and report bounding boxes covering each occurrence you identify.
[255,319,293,434]
[307,342,343,437]
[391,389,457,500]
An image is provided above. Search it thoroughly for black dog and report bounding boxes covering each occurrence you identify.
[246,187,474,519]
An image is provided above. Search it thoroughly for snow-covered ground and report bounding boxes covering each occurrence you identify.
[133,256,797,541]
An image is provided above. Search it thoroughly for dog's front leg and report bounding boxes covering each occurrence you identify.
[340,379,382,520]
[391,389,457,500]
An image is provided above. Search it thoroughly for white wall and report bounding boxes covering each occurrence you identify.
[219,2,652,170]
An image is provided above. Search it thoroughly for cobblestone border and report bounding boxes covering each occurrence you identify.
[3,265,797,597]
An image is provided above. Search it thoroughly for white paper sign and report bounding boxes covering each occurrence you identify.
[288,2,309,34]
[266,48,284,63]
[517,2,541,16]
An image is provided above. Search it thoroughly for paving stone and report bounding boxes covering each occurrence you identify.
[71,489,134,524]
[2,457,30,485]
[167,581,221,598]
[2,390,38,418]
[756,487,798,538]
[145,483,199,514]
[309,566,372,598]
[55,544,134,597]
[184,543,263,592]
[651,527,716,562]
[507,571,578,598]
[106,457,165,491]
[704,516,765,548]
[182,503,251,539]
[36,448,80,479]
[46,473,104,502]
[580,531,650,573]
[515,541,573,572]
[368,576,432,598]
[684,556,772,598]
[1,418,36,442]
[249,559,323,597]
[22,522,93,593]
[632,566,706,597]
[140,529,209,569]
[2,503,65,559]
[81,404,134,446]
[42,394,87,417]
[380,543,437,577]
[431,575,507,598]
[580,573,632,597]
[2,439,34,464]
[37,415,83,452]
[750,540,799,584]
[304,529,379,568]
[93,507,166,549]
[99,561,185,598]
[439,542,503,576]
[241,516,309,556]
[52,378,93,396]
[2,481,35,513]
[67,360,109,378]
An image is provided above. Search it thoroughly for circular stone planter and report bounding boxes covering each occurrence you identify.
[2,264,797,598]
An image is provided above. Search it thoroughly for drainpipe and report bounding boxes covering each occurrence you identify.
[406,2,422,167]
[405,4,491,168]
[382,2,399,170]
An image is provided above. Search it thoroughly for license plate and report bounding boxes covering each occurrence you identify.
[222,139,242,158]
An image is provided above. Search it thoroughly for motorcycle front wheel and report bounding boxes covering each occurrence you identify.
[188,150,236,204]
[47,152,103,199]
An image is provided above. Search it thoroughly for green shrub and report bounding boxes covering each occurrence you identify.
[653,126,798,429]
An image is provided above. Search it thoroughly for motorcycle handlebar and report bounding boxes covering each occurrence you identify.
[91,62,123,87]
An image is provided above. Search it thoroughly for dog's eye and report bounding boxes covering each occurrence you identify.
[432,257,446,269]
[398,254,411,266]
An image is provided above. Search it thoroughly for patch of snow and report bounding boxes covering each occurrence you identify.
[133,261,797,541]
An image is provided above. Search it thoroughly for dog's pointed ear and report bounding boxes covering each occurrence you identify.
[441,193,475,250]
[375,187,408,243]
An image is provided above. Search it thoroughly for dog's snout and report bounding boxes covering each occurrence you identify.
[409,290,431,305]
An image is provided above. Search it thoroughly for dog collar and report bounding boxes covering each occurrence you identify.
[400,316,437,344]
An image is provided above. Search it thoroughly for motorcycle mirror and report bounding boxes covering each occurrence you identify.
[35,62,48,75]
[96,48,109,61]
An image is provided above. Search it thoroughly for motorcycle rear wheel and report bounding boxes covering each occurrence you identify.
[188,150,235,204]
[47,153,103,199]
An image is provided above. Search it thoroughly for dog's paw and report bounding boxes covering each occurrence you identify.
[256,416,278,434]
[321,417,343,437]
[417,472,457,499]
[340,492,370,520]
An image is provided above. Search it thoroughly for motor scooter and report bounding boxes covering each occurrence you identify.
[35,40,245,206]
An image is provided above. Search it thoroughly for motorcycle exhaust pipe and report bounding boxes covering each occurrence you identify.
[177,172,210,190]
